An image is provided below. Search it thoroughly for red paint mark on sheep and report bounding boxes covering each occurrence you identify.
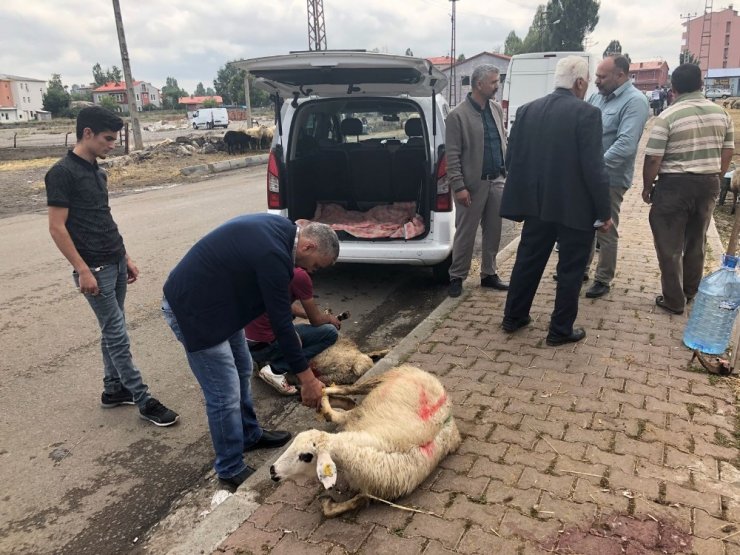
[419,440,435,458]
[418,389,447,421]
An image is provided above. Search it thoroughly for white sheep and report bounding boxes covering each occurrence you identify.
[269,365,461,517]
[310,336,388,385]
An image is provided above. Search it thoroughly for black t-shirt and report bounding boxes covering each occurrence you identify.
[45,151,125,266]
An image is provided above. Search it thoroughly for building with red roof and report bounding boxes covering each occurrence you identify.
[177,95,224,113]
[628,61,670,92]
[92,81,162,113]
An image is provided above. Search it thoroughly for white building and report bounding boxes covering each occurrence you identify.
[438,52,511,106]
[0,74,47,123]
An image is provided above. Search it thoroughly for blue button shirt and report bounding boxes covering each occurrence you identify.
[588,80,650,189]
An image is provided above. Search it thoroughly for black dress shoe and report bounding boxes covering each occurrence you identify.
[245,429,292,452]
[481,274,509,290]
[502,315,532,333]
[448,278,463,297]
[546,327,586,346]
[585,281,610,298]
[218,465,255,488]
[655,295,684,315]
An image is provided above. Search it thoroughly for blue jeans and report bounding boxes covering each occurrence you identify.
[74,256,150,407]
[161,296,261,479]
[250,323,339,373]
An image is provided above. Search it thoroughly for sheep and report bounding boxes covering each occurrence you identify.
[309,336,389,385]
[269,364,461,517]
[222,130,249,155]
[720,167,740,214]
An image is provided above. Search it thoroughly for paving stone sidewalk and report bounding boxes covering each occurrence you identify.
[214,185,740,554]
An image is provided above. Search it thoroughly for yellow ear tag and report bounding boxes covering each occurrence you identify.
[322,463,334,477]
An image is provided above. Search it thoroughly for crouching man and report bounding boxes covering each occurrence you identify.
[246,265,341,395]
[161,214,339,488]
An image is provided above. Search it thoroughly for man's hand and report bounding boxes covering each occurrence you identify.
[597,218,613,233]
[297,368,324,409]
[327,314,341,330]
[641,185,653,204]
[126,256,139,284]
[454,189,472,208]
[78,268,99,296]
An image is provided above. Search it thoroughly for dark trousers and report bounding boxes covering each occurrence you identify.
[504,217,595,337]
[649,174,720,312]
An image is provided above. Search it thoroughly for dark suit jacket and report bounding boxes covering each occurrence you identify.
[500,88,611,232]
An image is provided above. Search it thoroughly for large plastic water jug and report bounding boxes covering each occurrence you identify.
[683,254,740,354]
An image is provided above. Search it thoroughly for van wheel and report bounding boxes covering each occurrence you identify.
[192,123,197,129]
[431,254,453,284]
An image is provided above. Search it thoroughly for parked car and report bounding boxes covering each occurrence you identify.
[705,87,732,99]
[191,107,229,129]
[234,51,454,282]
[501,51,597,132]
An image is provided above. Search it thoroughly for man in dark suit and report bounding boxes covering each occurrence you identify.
[500,56,612,346]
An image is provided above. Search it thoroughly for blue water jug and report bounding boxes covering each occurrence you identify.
[683,254,740,354]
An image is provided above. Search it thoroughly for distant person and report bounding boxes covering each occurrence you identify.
[643,63,734,314]
[651,86,663,116]
[666,88,675,106]
[500,56,611,346]
[161,215,338,487]
[246,266,340,396]
[446,64,509,298]
[44,106,179,426]
[583,55,650,300]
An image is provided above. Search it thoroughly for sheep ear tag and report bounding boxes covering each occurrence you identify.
[316,451,337,489]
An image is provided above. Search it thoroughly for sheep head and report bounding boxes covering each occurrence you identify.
[269,430,337,490]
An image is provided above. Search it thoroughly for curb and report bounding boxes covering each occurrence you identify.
[165,237,522,555]
[180,154,269,176]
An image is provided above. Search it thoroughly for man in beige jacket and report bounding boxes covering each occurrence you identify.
[446,64,509,297]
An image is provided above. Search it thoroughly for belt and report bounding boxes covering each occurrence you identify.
[481,170,505,180]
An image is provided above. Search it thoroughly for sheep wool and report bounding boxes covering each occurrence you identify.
[270,365,461,517]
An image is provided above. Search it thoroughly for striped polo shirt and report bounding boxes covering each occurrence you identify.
[645,91,734,174]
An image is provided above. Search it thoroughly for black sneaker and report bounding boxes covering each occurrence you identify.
[448,278,463,297]
[101,387,135,408]
[139,398,179,427]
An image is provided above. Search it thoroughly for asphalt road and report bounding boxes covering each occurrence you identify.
[0,164,518,554]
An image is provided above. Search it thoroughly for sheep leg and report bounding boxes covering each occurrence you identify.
[323,374,384,397]
[320,493,370,518]
[320,394,350,424]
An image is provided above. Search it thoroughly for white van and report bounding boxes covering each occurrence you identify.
[234,51,454,281]
[502,51,596,131]
[192,107,229,129]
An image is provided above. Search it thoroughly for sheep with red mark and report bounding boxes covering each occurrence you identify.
[269,365,461,517]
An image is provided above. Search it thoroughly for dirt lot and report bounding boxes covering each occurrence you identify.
[0,143,264,218]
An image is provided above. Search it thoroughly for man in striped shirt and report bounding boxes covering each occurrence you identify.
[642,63,735,315]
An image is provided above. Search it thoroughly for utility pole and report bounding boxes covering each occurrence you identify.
[680,11,697,62]
[449,0,458,106]
[307,0,327,51]
[112,0,142,150]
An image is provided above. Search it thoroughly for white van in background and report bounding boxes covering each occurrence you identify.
[502,51,597,131]
[192,107,229,129]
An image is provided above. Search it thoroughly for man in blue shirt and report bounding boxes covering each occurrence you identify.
[584,55,650,299]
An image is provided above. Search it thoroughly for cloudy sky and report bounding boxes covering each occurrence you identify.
[3,0,701,93]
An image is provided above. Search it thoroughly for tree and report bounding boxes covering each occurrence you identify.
[161,76,188,109]
[517,0,600,53]
[42,74,71,116]
[99,95,120,112]
[680,50,700,65]
[405,48,414,56]
[504,30,524,56]
[202,98,218,108]
[213,62,270,107]
[602,39,631,63]
[457,53,466,62]
[92,62,124,86]
[195,82,207,96]
[205,86,216,96]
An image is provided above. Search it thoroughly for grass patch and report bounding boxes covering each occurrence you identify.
[0,157,58,171]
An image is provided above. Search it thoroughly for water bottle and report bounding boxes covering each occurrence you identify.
[683,254,740,354]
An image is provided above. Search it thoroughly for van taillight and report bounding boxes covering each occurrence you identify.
[267,149,283,209]
[435,154,452,212]
[502,99,509,129]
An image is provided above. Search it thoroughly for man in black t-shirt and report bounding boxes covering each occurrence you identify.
[45,106,178,427]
